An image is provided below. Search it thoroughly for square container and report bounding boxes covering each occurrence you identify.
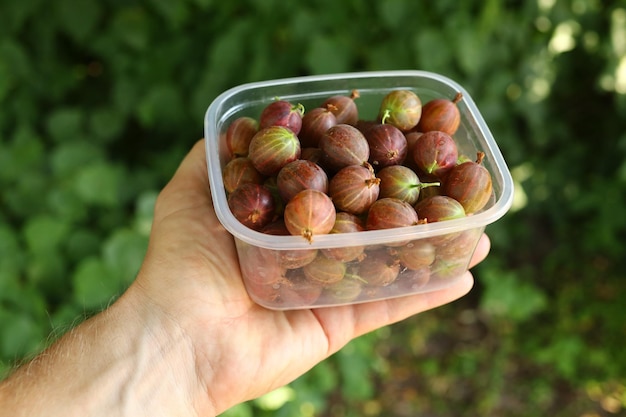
[204,70,514,310]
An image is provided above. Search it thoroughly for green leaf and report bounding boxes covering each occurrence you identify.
[0,362,10,380]
[0,224,22,258]
[46,107,84,143]
[0,125,44,183]
[111,77,141,116]
[0,56,14,102]
[412,29,452,72]
[335,340,375,401]
[54,0,101,42]
[72,162,124,207]
[102,229,148,285]
[147,0,190,28]
[218,403,254,417]
[254,386,295,411]
[378,0,410,30]
[0,225,24,301]
[23,215,70,254]
[195,19,251,101]
[480,267,548,322]
[533,335,586,380]
[189,0,213,8]
[65,228,102,263]
[72,257,117,310]
[4,172,49,219]
[0,0,44,34]
[0,38,32,79]
[305,35,351,75]
[50,141,104,178]
[455,28,486,76]
[301,360,338,395]
[0,309,45,359]
[137,84,185,128]
[0,265,21,303]
[111,7,151,50]
[48,303,86,338]
[25,250,67,294]
[133,191,158,235]
[88,107,125,143]
[46,187,89,223]
[365,44,413,71]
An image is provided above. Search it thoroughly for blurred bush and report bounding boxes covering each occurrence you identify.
[1,0,625,415]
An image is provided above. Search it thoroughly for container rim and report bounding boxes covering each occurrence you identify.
[204,70,514,250]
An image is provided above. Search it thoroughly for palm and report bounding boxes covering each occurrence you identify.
[133,140,484,414]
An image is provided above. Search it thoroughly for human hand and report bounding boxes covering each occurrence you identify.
[126,138,491,415]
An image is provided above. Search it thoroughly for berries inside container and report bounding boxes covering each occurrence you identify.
[205,71,514,310]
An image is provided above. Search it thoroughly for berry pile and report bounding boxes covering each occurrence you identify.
[220,88,493,308]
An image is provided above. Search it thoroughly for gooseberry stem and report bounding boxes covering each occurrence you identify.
[416,181,441,190]
[381,109,391,125]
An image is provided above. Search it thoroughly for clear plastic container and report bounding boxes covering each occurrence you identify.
[204,70,514,310]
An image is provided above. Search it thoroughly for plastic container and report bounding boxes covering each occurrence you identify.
[204,70,514,310]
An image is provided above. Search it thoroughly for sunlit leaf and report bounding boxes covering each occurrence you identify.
[254,386,295,411]
[533,335,586,380]
[133,191,158,235]
[480,267,548,322]
[301,359,338,395]
[336,340,375,401]
[218,403,253,417]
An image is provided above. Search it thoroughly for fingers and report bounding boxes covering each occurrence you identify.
[469,233,490,269]
[335,233,489,351]
[311,272,474,354]
[173,139,209,186]
[146,138,236,274]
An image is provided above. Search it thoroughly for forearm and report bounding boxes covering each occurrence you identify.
[0,289,212,417]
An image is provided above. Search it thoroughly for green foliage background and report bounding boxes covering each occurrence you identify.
[1,0,626,415]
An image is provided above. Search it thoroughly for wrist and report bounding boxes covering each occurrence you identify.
[0,285,214,417]
[111,285,216,417]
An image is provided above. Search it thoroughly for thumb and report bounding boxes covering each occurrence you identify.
[153,139,212,223]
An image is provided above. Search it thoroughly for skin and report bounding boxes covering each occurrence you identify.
[0,139,491,417]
